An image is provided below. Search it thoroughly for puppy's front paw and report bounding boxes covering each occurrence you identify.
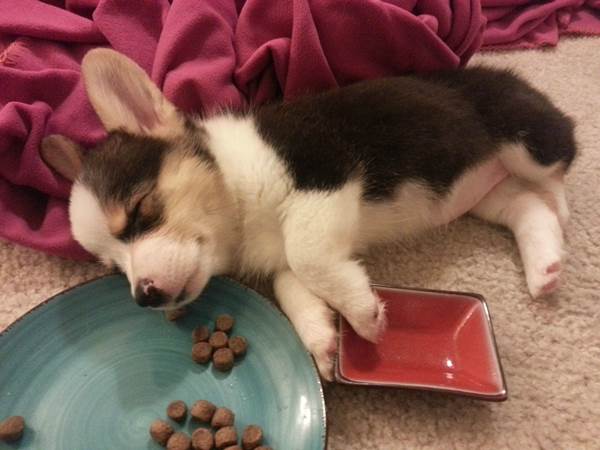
[311,336,338,382]
[343,292,387,344]
[297,322,338,381]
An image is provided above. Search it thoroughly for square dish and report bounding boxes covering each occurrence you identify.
[336,285,507,401]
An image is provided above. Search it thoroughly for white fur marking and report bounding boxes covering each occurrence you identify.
[70,183,129,270]
[471,177,565,297]
[203,114,293,274]
[359,157,508,245]
[274,271,337,380]
[499,141,563,183]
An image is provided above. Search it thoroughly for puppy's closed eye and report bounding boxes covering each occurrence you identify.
[138,191,160,219]
[118,190,163,241]
[127,194,145,226]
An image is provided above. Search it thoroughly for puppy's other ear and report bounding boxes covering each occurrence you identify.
[81,48,181,136]
[40,134,84,182]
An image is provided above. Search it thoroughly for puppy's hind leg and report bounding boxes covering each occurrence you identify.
[274,270,338,381]
[499,142,573,228]
[471,177,564,298]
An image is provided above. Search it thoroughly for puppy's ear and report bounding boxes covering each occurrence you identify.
[40,134,84,182]
[81,49,181,136]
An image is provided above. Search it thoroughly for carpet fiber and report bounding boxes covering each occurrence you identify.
[1,37,599,449]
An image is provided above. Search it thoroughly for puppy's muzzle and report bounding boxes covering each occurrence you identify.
[134,278,167,308]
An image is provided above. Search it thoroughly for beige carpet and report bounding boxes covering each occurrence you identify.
[2,37,599,450]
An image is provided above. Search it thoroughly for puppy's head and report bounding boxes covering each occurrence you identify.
[41,49,230,310]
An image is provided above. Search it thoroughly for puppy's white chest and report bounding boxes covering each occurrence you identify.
[204,114,291,275]
[238,212,287,275]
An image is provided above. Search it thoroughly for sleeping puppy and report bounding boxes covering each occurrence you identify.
[41,49,576,380]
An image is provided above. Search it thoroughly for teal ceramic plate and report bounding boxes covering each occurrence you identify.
[0,275,326,450]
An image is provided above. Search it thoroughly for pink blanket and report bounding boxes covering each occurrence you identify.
[482,0,600,49]
[0,0,484,260]
[1,0,598,260]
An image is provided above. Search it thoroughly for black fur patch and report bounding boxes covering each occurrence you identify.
[82,131,167,202]
[82,131,167,240]
[184,119,215,165]
[423,67,577,167]
[255,68,576,200]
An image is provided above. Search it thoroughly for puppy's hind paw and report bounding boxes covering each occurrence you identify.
[528,261,562,298]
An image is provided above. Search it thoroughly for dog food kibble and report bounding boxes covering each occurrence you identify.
[167,400,187,423]
[211,407,235,428]
[150,419,174,446]
[215,314,235,333]
[228,336,248,357]
[213,347,235,372]
[242,425,263,450]
[165,307,187,322]
[192,325,210,343]
[191,400,216,423]
[167,431,192,450]
[215,426,237,449]
[191,428,214,450]
[192,342,213,364]
[0,416,25,442]
[189,315,246,371]
[149,398,272,450]
[209,331,229,349]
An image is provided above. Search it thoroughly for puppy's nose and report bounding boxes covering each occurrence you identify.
[134,278,167,307]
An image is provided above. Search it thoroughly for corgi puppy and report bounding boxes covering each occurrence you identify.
[41,49,576,380]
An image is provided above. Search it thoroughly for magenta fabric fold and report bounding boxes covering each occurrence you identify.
[482,0,600,49]
[0,0,485,260]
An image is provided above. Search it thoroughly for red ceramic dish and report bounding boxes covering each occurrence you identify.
[336,286,507,401]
